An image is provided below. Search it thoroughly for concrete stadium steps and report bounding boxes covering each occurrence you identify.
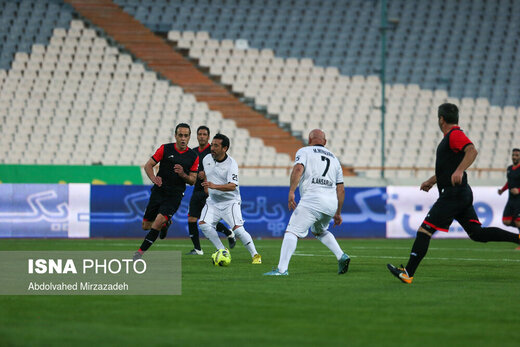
[64,0,304,161]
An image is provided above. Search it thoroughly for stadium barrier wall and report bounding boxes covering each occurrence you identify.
[0,164,142,184]
[0,184,515,238]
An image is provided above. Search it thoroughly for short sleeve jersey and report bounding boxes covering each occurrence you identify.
[294,145,344,216]
[435,126,472,191]
[202,154,241,205]
[193,144,211,192]
[506,164,520,198]
[151,143,199,194]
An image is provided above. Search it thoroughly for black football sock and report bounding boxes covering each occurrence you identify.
[188,222,202,250]
[216,222,232,237]
[138,228,160,252]
[479,227,520,244]
[405,232,431,277]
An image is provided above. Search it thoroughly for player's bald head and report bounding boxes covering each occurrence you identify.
[308,129,326,146]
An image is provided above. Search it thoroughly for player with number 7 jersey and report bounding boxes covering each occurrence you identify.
[264,129,350,276]
[295,143,344,217]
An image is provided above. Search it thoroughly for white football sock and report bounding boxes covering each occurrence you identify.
[277,232,298,273]
[316,231,344,260]
[233,226,257,257]
[199,223,225,250]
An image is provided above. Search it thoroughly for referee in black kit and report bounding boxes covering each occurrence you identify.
[388,103,520,283]
[186,125,235,255]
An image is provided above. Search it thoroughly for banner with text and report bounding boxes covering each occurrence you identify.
[385,186,515,238]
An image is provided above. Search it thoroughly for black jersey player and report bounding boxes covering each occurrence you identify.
[133,123,199,259]
[387,104,520,283]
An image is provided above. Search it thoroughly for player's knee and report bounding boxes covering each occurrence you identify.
[233,226,245,237]
[198,222,212,235]
[142,221,152,230]
[188,216,198,223]
[313,230,329,240]
[503,219,512,226]
[465,224,487,243]
[515,220,520,228]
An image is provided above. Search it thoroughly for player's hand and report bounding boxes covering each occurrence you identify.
[197,171,205,180]
[174,164,185,177]
[451,169,464,186]
[153,176,162,187]
[202,181,215,189]
[511,188,519,195]
[333,213,342,227]
[420,180,434,192]
[498,188,504,195]
[288,191,297,210]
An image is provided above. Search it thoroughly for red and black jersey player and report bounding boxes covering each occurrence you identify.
[387,103,520,283]
[133,123,199,260]
[498,148,520,243]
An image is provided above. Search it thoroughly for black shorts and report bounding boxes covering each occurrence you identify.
[422,185,481,234]
[188,190,209,219]
[503,196,520,223]
[143,186,183,222]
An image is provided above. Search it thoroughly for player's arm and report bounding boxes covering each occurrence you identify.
[202,181,237,191]
[288,163,304,210]
[452,144,478,185]
[144,158,162,186]
[174,156,199,185]
[498,182,508,195]
[333,183,344,227]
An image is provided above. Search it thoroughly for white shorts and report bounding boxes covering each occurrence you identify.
[199,201,244,228]
[286,205,332,238]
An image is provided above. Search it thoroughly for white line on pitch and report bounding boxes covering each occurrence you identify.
[293,253,520,262]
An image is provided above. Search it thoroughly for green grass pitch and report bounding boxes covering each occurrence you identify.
[1,238,519,346]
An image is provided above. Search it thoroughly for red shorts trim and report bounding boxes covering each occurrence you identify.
[503,217,513,221]
[469,219,481,225]
[423,220,449,232]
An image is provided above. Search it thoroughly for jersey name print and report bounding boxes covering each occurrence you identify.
[294,145,343,216]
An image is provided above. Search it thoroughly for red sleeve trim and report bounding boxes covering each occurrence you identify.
[152,145,164,162]
[449,130,472,153]
[190,156,199,172]
[502,182,509,191]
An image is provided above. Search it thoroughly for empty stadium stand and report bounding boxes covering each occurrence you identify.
[1,0,519,181]
[115,0,520,107]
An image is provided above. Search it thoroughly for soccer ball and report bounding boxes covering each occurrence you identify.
[212,249,231,267]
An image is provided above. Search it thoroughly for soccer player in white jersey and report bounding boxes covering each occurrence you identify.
[264,129,350,276]
[199,133,262,264]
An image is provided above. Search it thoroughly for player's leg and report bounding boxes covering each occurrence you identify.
[216,221,236,249]
[502,200,513,226]
[265,206,313,275]
[223,203,259,263]
[134,213,167,259]
[459,207,520,244]
[199,204,226,250]
[312,213,350,274]
[187,191,205,254]
[134,192,162,259]
[388,195,454,283]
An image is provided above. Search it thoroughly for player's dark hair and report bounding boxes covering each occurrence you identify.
[175,123,191,135]
[513,148,520,152]
[213,133,230,150]
[197,125,210,136]
[438,103,459,124]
